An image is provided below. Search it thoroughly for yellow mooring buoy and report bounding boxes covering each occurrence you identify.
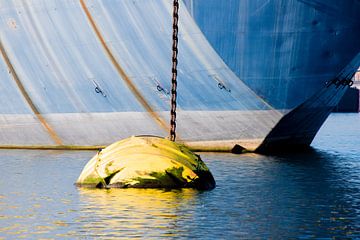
[76,136,215,190]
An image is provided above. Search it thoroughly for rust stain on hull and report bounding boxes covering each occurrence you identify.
[79,0,169,133]
[0,40,63,145]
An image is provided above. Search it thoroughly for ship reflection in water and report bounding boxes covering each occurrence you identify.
[0,114,359,239]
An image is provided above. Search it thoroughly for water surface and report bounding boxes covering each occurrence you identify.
[0,113,359,239]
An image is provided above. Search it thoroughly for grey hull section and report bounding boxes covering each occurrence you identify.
[185,0,360,109]
[0,0,282,150]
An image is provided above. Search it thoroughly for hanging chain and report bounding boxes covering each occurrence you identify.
[170,0,179,142]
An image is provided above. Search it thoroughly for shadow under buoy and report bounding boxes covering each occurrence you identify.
[76,136,216,190]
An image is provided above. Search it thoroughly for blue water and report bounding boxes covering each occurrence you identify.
[0,113,359,239]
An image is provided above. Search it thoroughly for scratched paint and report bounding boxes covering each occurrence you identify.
[79,0,169,133]
[0,39,62,145]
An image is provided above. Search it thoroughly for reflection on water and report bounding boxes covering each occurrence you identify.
[77,188,199,238]
[0,114,359,238]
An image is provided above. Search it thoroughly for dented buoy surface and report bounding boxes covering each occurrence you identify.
[76,136,215,190]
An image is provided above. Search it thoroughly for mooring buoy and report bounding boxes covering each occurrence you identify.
[76,136,215,190]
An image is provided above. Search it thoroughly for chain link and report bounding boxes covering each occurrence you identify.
[170,0,179,142]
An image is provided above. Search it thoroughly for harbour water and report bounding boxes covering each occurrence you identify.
[0,113,359,239]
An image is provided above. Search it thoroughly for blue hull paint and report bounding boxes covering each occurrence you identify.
[184,0,360,109]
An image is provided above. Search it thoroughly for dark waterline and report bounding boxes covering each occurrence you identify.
[0,113,359,239]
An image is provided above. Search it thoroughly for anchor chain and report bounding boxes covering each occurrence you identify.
[170,0,179,142]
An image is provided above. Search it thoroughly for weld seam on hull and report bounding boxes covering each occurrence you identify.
[0,40,63,145]
[0,145,106,151]
[0,139,262,152]
[79,0,169,134]
[21,1,87,112]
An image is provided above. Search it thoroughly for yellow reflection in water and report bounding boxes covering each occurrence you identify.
[78,188,199,238]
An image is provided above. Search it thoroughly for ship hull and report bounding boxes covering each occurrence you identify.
[0,0,359,152]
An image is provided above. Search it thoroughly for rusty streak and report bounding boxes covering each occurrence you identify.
[0,39,63,145]
[79,0,169,133]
